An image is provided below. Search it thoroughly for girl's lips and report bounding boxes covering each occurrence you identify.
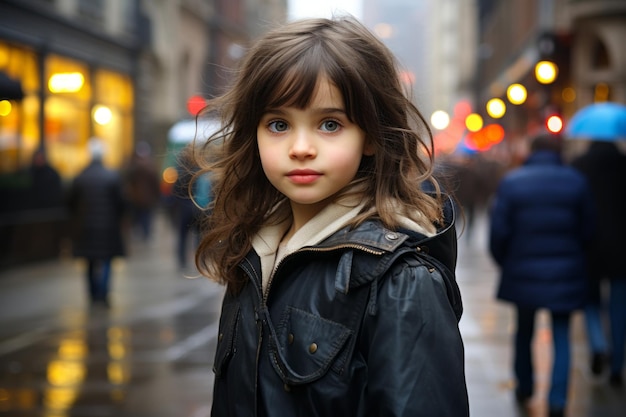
[287,170,322,184]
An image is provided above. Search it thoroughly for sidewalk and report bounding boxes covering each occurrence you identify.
[0,212,223,416]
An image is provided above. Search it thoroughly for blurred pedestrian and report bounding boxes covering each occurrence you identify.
[571,141,626,387]
[195,16,468,417]
[124,141,161,241]
[489,133,595,417]
[68,138,128,308]
[30,148,63,209]
[172,149,200,270]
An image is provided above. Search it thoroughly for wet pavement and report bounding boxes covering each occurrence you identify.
[0,210,624,416]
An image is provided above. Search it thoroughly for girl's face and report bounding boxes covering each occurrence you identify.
[257,77,372,222]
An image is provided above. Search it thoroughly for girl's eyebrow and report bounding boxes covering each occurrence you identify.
[315,107,346,115]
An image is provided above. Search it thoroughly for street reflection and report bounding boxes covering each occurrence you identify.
[35,323,132,415]
[45,331,86,414]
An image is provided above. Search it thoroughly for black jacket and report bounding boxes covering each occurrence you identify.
[211,202,468,417]
[68,160,127,259]
[571,142,626,279]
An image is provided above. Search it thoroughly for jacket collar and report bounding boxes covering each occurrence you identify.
[524,150,562,166]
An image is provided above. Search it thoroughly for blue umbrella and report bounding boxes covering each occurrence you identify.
[565,101,626,141]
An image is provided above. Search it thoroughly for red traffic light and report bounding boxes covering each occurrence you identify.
[187,95,206,116]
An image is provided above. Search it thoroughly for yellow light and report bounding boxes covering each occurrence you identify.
[486,98,506,119]
[44,386,78,410]
[0,100,11,116]
[163,166,178,184]
[93,105,112,125]
[562,87,576,103]
[506,84,527,105]
[107,362,130,385]
[430,110,450,130]
[48,72,84,93]
[47,360,86,386]
[465,113,483,132]
[58,339,87,359]
[535,61,558,84]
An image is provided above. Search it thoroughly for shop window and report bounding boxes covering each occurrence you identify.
[45,96,90,178]
[45,55,91,178]
[93,69,134,169]
[0,42,39,175]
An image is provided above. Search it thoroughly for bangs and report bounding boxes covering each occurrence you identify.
[263,44,337,111]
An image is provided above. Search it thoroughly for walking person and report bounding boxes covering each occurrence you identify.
[571,140,626,386]
[68,138,128,308]
[489,133,595,417]
[193,16,468,416]
[124,141,161,242]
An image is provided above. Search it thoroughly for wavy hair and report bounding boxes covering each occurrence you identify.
[193,16,443,292]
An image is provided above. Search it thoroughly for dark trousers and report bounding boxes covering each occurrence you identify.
[514,307,571,409]
[87,259,112,303]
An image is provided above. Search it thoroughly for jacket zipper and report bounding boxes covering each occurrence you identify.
[262,243,385,303]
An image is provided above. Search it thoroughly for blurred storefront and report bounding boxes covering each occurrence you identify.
[0,42,135,179]
[0,0,146,268]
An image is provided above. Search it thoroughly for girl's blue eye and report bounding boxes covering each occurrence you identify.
[321,120,340,132]
[268,120,288,132]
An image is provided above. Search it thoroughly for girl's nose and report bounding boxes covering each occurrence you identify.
[289,130,316,159]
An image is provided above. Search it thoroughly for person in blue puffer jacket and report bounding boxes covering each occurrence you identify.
[489,133,595,417]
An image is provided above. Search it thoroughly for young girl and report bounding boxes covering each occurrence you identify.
[193,16,468,417]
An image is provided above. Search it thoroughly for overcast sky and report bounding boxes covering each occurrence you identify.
[287,0,363,20]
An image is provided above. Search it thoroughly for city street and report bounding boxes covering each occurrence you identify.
[1,210,624,417]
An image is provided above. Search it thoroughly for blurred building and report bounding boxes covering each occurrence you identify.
[362,0,479,153]
[0,0,286,268]
[472,0,626,164]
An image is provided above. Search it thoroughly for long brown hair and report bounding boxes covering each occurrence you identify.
[193,16,443,291]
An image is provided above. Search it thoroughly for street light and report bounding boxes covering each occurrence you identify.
[506,84,527,105]
[486,98,506,119]
[430,110,450,130]
[465,113,483,132]
[535,61,558,84]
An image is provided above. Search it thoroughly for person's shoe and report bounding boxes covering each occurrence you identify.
[609,373,623,387]
[591,352,607,375]
[548,407,565,417]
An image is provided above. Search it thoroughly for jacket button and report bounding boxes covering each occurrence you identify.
[283,383,291,392]
[288,333,294,344]
[218,333,223,342]
[309,343,318,354]
[385,232,398,240]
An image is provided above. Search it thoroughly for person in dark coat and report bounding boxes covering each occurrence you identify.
[68,138,128,307]
[571,141,626,387]
[489,133,595,417]
[124,141,161,241]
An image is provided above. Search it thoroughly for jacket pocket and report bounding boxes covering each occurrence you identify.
[212,301,240,377]
[269,306,352,385]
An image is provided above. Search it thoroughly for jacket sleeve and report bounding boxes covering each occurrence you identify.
[360,259,469,417]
